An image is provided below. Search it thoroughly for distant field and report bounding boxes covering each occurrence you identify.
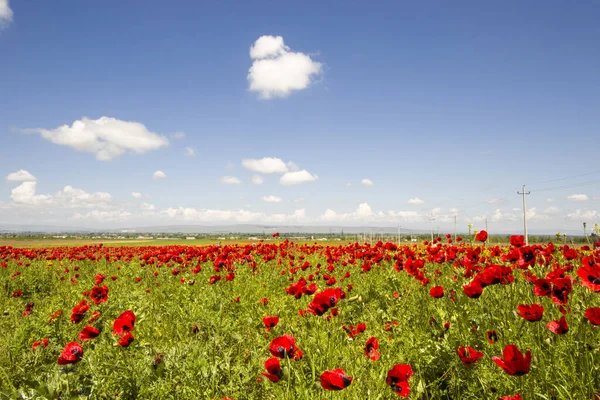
[0,238,347,248]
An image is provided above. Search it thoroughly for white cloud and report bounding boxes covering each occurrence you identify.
[140,203,155,211]
[158,206,306,224]
[280,170,319,185]
[219,176,242,184]
[72,210,133,222]
[294,198,305,203]
[567,209,599,220]
[25,117,169,161]
[0,0,12,24]
[361,178,374,186]
[6,170,36,182]
[10,182,52,206]
[250,35,288,59]
[248,35,322,99]
[485,197,504,205]
[10,182,112,208]
[132,192,143,199]
[345,183,352,187]
[153,170,167,180]
[544,206,560,214]
[568,194,589,201]
[252,175,264,185]
[407,197,424,205]
[387,210,421,221]
[184,147,196,157]
[262,195,282,203]
[170,132,185,140]
[546,198,554,203]
[319,203,374,222]
[242,157,288,174]
[286,161,299,172]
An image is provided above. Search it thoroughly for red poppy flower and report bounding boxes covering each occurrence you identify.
[475,230,488,242]
[576,263,600,292]
[11,290,22,297]
[118,332,134,347]
[78,326,101,341]
[492,344,531,376]
[32,338,49,350]
[429,286,444,298]
[510,235,525,247]
[585,307,600,325]
[320,368,352,391]
[209,275,221,284]
[456,346,484,365]
[263,316,279,332]
[365,336,380,361]
[486,330,499,344]
[517,304,544,322]
[260,357,283,383]
[70,300,90,323]
[386,364,413,398]
[23,302,34,316]
[269,335,301,359]
[57,342,83,365]
[500,395,522,400]
[463,281,483,298]
[113,310,136,335]
[95,273,106,284]
[90,285,109,305]
[272,232,280,237]
[546,316,569,334]
[307,287,342,316]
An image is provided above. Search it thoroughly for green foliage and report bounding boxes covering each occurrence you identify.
[0,243,599,399]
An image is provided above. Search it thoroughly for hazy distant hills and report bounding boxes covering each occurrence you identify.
[0,223,587,236]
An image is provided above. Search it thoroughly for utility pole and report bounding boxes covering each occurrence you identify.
[453,215,457,241]
[428,216,436,243]
[517,185,531,245]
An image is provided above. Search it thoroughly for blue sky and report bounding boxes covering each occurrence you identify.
[1,0,599,232]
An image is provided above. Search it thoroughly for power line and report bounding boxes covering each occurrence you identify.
[529,169,600,187]
[531,179,600,193]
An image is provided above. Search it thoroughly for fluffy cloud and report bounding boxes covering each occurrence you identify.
[242,157,288,174]
[153,170,167,180]
[319,203,374,222]
[544,206,560,214]
[132,192,143,199]
[566,209,599,220]
[248,35,322,99]
[10,182,112,208]
[280,170,319,185]
[184,147,196,157]
[219,176,242,184]
[6,170,36,182]
[72,210,133,222]
[262,195,282,203]
[568,194,589,201]
[25,117,169,161]
[361,178,374,186]
[170,132,185,140]
[0,0,12,24]
[407,197,424,205]
[252,175,264,185]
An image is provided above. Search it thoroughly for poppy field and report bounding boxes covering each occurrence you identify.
[1,234,600,399]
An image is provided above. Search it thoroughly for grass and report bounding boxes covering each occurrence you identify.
[0,240,599,399]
